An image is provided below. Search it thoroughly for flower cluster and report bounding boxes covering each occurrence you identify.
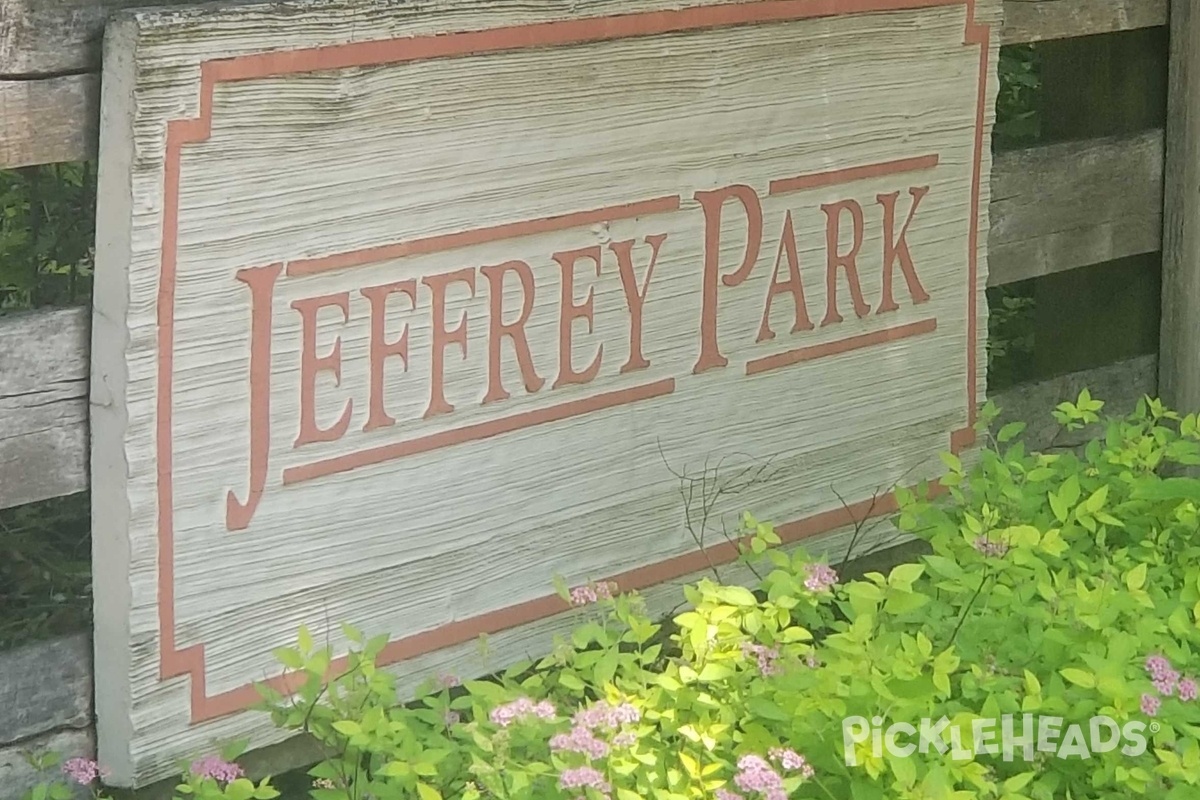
[489,696,557,727]
[804,563,838,593]
[558,765,611,794]
[718,749,815,799]
[741,642,781,676]
[569,581,618,606]
[550,725,610,760]
[572,700,640,730]
[769,747,815,778]
[732,754,787,800]
[1141,653,1198,715]
[972,535,1010,558]
[189,755,244,783]
[62,758,109,786]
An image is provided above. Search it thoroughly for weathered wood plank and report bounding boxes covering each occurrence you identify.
[0,308,90,508]
[988,129,1164,287]
[0,74,97,168]
[0,634,92,746]
[1001,0,1167,45]
[1159,2,1200,416]
[0,0,1168,78]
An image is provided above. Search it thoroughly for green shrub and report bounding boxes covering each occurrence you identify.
[24,392,1200,799]
[254,392,1200,799]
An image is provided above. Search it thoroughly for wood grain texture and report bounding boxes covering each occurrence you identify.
[1160,2,1200,416]
[1001,0,1167,45]
[0,308,89,508]
[988,129,1164,287]
[0,0,1169,168]
[0,74,97,168]
[0,634,92,746]
[0,0,1161,77]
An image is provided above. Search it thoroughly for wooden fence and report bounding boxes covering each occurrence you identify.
[0,0,1187,793]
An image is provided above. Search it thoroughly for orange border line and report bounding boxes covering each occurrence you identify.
[745,318,937,376]
[286,196,682,277]
[154,0,989,723]
[282,378,677,484]
[768,154,939,195]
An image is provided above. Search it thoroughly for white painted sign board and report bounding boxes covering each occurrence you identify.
[91,0,998,785]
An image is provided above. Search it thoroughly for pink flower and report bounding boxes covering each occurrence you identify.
[569,581,617,606]
[558,766,610,793]
[62,758,109,786]
[489,696,556,727]
[612,731,637,748]
[550,726,610,760]
[1141,693,1161,717]
[716,790,745,800]
[804,563,838,593]
[734,754,786,800]
[572,701,640,730]
[1154,670,1180,696]
[741,643,780,676]
[1144,653,1181,695]
[1146,654,1173,680]
[1180,678,1199,702]
[189,755,244,783]
[436,673,461,689]
[972,536,1009,558]
[769,747,814,778]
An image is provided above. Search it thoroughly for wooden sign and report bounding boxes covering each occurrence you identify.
[91,0,998,785]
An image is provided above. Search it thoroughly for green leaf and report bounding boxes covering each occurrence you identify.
[1048,490,1069,523]
[717,586,757,607]
[997,421,1026,443]
[1084,485,1110,513]
[332,720,362,736]
[940,452,963,474]
[273,647,304,670]
[697,662,734,682]
[298,625,313,654]
[1126,563,1148,591]
[746,696,791,721]
[224,779,256,800]
[888,563,925,589]
[1060,668,1095,689]
[417,783,443,800]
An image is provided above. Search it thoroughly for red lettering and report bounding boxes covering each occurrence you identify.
[820,199,871,326]
[292,291,353,446]
[876,187,931,314]
[226,263,281,532]
[422,268,476,419]
[552,245,604,389]
[481,260,544,403]
[360,280,416,431]
[693,185,763,373]
[609,234,667,374]
[757,210,814,343]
